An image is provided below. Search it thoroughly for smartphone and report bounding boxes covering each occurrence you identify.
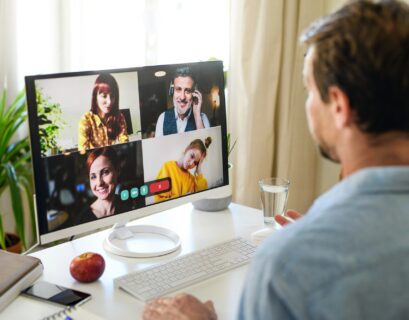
[192,92,199,105]
[22,281,91,307]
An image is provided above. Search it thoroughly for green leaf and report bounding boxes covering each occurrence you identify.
[0,89,7,118]
[0,88,34,251]
[3,163,26,250]
[4,90,26,119]
[0,214,6,250]
[227,133,237,158]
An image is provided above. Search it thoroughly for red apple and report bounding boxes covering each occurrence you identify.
[69,252,105,283]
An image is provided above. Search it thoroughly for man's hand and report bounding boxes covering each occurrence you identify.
[274,209,302,226]
[143,293,217,320]
[192,90,203,114]
[192,90,205,129]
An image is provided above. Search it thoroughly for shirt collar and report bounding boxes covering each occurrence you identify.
[335,166,409,194]
[314,166,409,211]
[91,112,104,127]
[303,166,409,221]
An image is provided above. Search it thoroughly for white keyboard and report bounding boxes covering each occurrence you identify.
[114,237,257,302]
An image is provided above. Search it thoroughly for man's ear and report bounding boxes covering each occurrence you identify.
[328,86,353,129]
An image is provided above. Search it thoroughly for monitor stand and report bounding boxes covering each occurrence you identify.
[103,223,181,258]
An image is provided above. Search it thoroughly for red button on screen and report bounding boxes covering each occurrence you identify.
[149,179,170,193]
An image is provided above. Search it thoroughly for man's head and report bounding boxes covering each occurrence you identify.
[301,0,409,161]
[171,66,197,117]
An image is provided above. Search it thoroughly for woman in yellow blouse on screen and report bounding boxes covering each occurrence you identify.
[154,137,212,203]
[78,73,128,151]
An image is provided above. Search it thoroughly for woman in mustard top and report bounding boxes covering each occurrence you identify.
[154,137,212,202]
[78,73,128,151]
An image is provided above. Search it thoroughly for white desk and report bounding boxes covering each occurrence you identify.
[2,203,265,320]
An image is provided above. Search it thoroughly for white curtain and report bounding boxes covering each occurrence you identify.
[228,0,337,212]
[0,1,18,98]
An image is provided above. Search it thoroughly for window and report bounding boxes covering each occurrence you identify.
[16,0,229,88]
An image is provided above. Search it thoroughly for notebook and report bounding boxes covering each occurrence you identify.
[42,305,105,320]
[0,250,43,311]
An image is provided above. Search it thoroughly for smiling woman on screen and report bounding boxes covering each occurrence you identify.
[76,147,126,223]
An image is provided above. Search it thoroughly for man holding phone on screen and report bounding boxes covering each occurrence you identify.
[155,66,210,137]
[143,0,409,319]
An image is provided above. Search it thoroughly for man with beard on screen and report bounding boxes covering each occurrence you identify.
[155,66,210,137]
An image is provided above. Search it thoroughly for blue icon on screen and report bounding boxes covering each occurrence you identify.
[76,184,86,192]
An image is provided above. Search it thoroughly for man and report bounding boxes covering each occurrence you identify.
[143,0,409,318]
[155,66,210,137]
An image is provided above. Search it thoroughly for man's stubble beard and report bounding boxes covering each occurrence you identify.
[176,100,192,117]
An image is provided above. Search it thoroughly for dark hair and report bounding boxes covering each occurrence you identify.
[173,66,196,88]
[185,137,212,158]
[91,73,122,140]
[301,0,409,134]
[86,147,119,174]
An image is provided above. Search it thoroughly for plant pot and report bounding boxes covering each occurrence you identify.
[192,164,233,212]
[5,233,22,254]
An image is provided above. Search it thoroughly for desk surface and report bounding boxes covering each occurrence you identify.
[2,203,265,320]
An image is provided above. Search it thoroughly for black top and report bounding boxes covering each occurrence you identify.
[74,195,133,225]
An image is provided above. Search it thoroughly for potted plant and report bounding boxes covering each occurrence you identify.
[0,89,35,253]
[36,87,65,156]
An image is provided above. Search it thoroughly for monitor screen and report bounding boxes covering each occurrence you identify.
[25,61,229,244]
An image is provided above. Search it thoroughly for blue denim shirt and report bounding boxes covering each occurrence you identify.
[239,167,409,320]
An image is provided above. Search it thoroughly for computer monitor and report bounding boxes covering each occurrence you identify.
[25,61,229,257]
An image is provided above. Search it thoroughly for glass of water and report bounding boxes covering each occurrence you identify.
[258,177,290,225]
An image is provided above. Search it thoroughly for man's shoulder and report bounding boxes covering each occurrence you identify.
[253,195,365,283]
[249,170,409,319]
[256,180,409,287]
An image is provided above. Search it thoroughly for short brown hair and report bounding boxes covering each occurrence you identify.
[301,0,409,134]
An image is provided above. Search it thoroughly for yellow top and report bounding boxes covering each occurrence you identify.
[78,111,128,151]
[154,161,208,203]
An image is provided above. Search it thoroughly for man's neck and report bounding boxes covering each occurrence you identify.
[339,130,409,177]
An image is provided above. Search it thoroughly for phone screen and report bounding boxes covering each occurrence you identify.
[22,281,91,307]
